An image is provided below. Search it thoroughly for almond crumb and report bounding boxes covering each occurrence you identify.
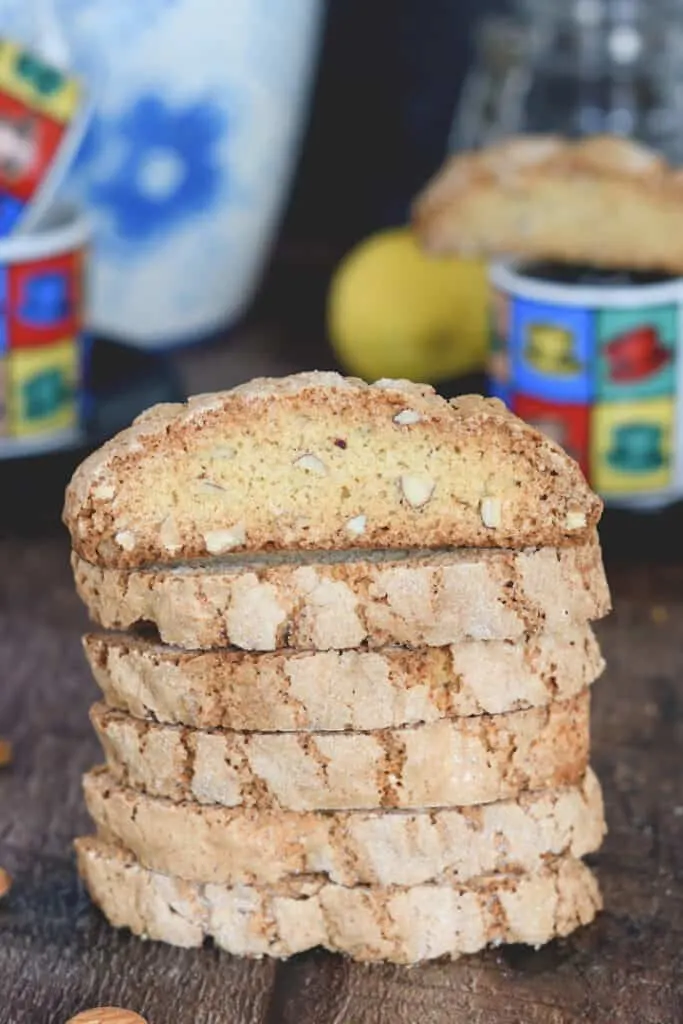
[346,515,367,536]
[114,530,136,552]
[204,525,246,555]
[393,409,422,426]
[293,454,327,475]
[480,496,501,529]
[399,474,435,508]
[91,482,115,502]
[565,511,587,531]
[158,516,182,554]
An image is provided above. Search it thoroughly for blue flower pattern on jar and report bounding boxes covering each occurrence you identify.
[0,0,321,345]
[84,96,225,247]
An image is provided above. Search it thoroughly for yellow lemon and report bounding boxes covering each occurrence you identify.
[328,227,489,384]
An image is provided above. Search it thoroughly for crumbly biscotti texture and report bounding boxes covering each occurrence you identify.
[63,374,602,570]
[413,134,683,271]
[90,691,590,812]
[76,837,602,963]
[72,537,610,652]
[84,624,603,731]
[84,766,605,888]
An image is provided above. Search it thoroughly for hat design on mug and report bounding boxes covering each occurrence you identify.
[603,324,672,384]
[21,363,72,421]
[606,421,667,474]
[524,323,582,377]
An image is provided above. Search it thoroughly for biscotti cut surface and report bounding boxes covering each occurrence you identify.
[73,537,610,651]
[91,691,590,812]
[63,374,601,569]
[76,837,602,963]
[413,134,683,271]
[84,623,603,731]
[84,766,605,887]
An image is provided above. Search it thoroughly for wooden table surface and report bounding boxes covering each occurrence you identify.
[1,534,682,1024]
[1,334,683,1023]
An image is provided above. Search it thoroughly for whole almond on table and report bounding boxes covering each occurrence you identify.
[0,867,11,899]
[66,1010,147,1024]
[0,746,13,905]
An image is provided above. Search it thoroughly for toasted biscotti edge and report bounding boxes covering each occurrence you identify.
[72,539,611,651]
[83,624,605,730]
[89,691,591,812]
[413,134,683,271]
[63,373,601,569]
[83,765,606,887]
[83,622,605,729]
[75,836,602,962]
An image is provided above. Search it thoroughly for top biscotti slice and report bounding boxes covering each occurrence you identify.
[413,134,683,272]
[63,374,601,569]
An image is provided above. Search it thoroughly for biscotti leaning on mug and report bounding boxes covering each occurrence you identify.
[413,134,683,273]
[64,371,611,965]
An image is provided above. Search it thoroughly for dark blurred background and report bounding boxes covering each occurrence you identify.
[250,0,505,360]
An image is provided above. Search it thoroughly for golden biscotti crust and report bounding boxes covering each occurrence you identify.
[63,374,601,569]
[84,766,605,887]
[84,624,604,730]
[75,837,602,963]
[72,537,610,651]
[90,691,591,812]
[413,134,683,271]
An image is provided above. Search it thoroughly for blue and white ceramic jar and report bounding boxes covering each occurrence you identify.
[0,0,322,347]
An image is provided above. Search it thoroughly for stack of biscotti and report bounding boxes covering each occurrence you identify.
[64,372,611,965]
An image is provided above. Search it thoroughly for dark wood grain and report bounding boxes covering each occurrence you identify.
[1,534,683,1024]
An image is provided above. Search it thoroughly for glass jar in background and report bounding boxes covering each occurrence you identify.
[452,0,683,163]
[449,15,528,153]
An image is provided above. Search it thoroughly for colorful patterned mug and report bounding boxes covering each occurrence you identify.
[0,201,89,457]
[0,36,90,237]
[489,260,683,509]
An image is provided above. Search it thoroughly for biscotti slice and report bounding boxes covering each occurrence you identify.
[63,374,602,570]
[76,837,602,963]
[413,134,683,271]
[73,537,610,651]
[90,691,590,812]
[84,623,603,731]
[84,766,605,888]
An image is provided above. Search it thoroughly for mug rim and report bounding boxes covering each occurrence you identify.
[0,202,90,265]
[490,259,683,309]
